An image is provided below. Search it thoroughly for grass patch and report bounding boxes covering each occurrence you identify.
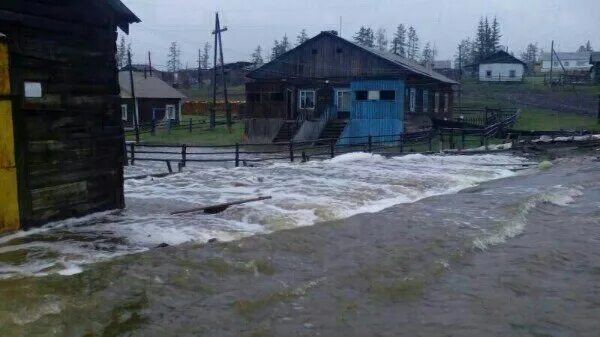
[370,278,425,302]
[126,115,244,145]
[204,257,232,275]
[232,290,297,317]
[180,85,246,101]
[246,328,273,337]
[514,107,599,131]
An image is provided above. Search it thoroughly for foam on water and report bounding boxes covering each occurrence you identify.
[0,152,529,278]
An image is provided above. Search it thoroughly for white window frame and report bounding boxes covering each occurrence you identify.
[509,70,516,78]
[336,89,351,112]
[434,92,440,113]
[299,90,316,110]
[166,104,177,120]
[423,90,429,113]
[443,93,449,113]
[367,90,380,100]
[409,88,416,113]
[121,104,128,121]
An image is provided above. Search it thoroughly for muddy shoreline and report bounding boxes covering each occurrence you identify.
[1,152,599,337]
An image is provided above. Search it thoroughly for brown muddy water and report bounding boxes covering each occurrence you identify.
[0,153,599,336]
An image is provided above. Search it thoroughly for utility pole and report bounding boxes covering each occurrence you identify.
[211,12,229,131]
[148,51,153,77]
[197,48,202,87]
[458,44,463,111]
[127,51,139,143]
[549,40,554,85]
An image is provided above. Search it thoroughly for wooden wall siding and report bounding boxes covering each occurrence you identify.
[338,79,404,145]
[138,98,182,124]
[251,34,405,80]
[0,0,126,229]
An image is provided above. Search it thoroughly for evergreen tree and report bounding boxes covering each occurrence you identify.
[407,26,419,61]
[421,42,435,66]
[353,26,375,48]
[201,42,211,69]
[280,35,290,53]
[454,38,476,69]
[376,28,388,52]
[297,29,309,45]
[116,36,127,69]
[166,42,181,73]
[586,41,593,52]
[520,43,538,74]
[251,45,264,68]
[271,40,280,60]
[391,24,406,56]
[491,16,501,52]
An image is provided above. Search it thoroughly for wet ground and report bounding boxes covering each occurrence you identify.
[0,153,599,336]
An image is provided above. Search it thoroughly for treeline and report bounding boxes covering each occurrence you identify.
[454,16,502,68]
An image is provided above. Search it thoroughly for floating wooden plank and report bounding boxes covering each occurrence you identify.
[171,196,272,215]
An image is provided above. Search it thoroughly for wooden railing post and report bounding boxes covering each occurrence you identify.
[168,119,172,135]
[330,139,336,158]
[123,139,129,167]
[480,129,485,146]
[235,143,240,167]
[289,141,294,162]
[399,134,404,153]
[461,129,466,150]
[181,144,187,167]
[151,118,156,136]
[130,143,135,165]
[428,131,433,152]
[368,135,372,153]
[439,129,444,152]
[450,128,455,149]
[134,125,140,143]
[189,118,193,133]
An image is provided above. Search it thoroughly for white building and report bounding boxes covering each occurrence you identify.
[540,52,592,73]
[477,51,526,82]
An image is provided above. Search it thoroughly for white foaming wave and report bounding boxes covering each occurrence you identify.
[473,186,583,250]
[2,152,529,278]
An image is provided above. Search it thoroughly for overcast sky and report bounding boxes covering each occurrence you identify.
[120,0,600,69]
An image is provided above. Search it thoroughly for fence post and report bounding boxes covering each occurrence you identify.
[130,143,135,165]
[461,129,466,150]
[189,118,193,133]
[168,119,172,135]
[450,128,455,149]
[428,131,433,152]
[235,143,240,167]
[399,134,404,153]
[368,135,372,153]
[597,94,600,125]
[439,129,444,152]
[480,129,485,146]
[181,144,187,167]
[151,118,156,136]
[485,132,489,151]
[330,139,335,158]
[135,125,140,143]
[302,151,308,163]
[289,141,294,162]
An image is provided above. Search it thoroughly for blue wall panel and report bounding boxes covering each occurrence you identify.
[338,79,405,145]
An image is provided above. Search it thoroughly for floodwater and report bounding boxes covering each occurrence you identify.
[0,152,598,336]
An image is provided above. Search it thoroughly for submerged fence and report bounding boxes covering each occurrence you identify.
[124,110,531,170]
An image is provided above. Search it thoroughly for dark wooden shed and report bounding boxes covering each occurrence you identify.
[0,0,139,234]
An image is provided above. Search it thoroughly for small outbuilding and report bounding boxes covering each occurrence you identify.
[591,52,600,84]
[475,50,526,82]
[119,71,187,128]
[0,1,139,234]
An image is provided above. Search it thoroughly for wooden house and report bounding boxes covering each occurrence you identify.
[0,0,139,234]
[244,31,457,144]
[475,51,526,82]
[119,71,187,128]
[591,52,600,84]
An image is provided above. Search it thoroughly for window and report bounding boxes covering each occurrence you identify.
[443,93,449,113]
[337,90,351,111]
[409,88,416,112]
[311,49,318,55]
[336,48,343,54]
[564,61,570,67]
[121,104,128,121]
[24,82,43,98]
[367,90,380,100]
[299,90,315,109]
[434,92,440,113]
[576,61,586,66]
[509,70,516,78]
[554,61,559,67]
[166,105,177,120]
[422,90,429,113]
[379,90,396,100]
[356,91,368,101]
[486,70,492,78]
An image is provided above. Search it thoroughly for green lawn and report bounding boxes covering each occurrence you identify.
[126,115,244,145]
[180,85,246,101]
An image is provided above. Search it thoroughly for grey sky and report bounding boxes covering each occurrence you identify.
[121,0,600,69]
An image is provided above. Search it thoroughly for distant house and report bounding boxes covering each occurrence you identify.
[119,71,187,127]
[540,52,592,73]
[591,52,600,84]
[245,31,457,144]
[432,60,453,71]
[474,51,526,82]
